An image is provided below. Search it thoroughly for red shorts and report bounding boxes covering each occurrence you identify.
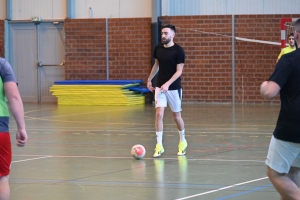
[0,132,12,176]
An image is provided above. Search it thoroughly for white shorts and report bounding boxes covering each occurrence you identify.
[266,135,300,173]
[154,87,182,112]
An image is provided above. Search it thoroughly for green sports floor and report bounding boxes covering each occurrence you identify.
[9,103,281,200]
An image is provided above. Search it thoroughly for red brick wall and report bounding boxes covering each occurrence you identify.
[0,20,4,58]
[64,18,152,80]
[64,15,298,103]
[108,18,152,80]
[64,19,107,79]
[233,15,299,104]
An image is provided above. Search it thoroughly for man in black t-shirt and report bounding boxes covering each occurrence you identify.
[260,18,300,199]
[147,24,187,157]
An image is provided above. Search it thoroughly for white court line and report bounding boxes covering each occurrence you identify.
[175,177,268,200]
[12,156,52,163]
[12,155,264,162]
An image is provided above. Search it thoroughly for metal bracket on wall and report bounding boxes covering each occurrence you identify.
[38,61,64,67]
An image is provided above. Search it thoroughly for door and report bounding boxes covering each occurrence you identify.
[8,22,65,103]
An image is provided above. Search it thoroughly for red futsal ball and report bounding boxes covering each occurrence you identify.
[131,144,146,160]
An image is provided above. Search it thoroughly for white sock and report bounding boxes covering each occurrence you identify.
[156,132,163,144]
[178,129,185,142]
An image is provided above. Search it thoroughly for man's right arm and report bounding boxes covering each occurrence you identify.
[260,81,281,99]
[4,81,28,146]
[147,59,159,92]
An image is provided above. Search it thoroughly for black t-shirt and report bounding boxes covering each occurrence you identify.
[153,43,185,90]
[270,48,300,143]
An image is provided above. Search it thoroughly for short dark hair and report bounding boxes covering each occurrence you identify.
[288,33,294,37]
[161,24,176,33]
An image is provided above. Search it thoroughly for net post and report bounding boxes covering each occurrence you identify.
[280,18,292,49]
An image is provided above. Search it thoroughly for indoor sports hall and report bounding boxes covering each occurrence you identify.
[1,0,300,200]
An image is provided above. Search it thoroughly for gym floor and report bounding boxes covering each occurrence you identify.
[9,103,280,200]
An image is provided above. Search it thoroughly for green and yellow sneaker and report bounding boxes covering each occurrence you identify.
[177,140,187,156]
[153,144,164,157]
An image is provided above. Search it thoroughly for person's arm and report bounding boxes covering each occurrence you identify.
[276,49,284,63]
[160,63,184,92]
[4,81,28,146]
[260,81,281,99]
[147,59,159,92]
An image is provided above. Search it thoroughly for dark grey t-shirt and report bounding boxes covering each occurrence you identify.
[0,58,17,132]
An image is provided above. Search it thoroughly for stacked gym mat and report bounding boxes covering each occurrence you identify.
[50,80,146,106]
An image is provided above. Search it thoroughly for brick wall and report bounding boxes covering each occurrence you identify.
[64,18,152,81]
[64,19,107,79]
[108,18,152,80]
[0,20,4,58]
[64,15,298,103]
[233,15,297,104]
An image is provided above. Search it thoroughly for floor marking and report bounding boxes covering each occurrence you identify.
[12,154,265,162]
[215,184,272,200]
[12,156,52,163]
[249,136,258,138]
[175,177,269,200]
[25,116,92,123]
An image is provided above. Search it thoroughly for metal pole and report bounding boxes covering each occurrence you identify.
[232,15,235,104]
[67,0,74,18]
[106,18,109,80]
[6,0,12,20]
[151,0,161,65]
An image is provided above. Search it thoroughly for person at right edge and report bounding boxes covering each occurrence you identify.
[260,18,300,200]
[147,24,187,158]
[276,33,296,63]
[0,57,28,200]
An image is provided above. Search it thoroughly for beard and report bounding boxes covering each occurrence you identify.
[161,38,171,44]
